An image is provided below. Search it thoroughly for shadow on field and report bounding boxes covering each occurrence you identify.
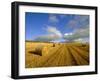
[29,51,42,56]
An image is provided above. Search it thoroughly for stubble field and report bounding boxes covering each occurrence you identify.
[25,41,89,68]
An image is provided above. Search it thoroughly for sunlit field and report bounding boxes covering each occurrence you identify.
[25,41,89,68]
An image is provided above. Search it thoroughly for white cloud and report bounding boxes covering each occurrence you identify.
[64,33,73,36]
[67,20,78,28]
[63,27,89,43]
[74,15,89,22]
[74,38,89,43]
[66,15,89,29]
[34,26,62,42]
[49,14,59,23]
[46,26,62,38]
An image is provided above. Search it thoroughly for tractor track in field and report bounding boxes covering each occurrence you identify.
[37,46,63,67]
[68,46,89,65]
[26,43,89,68]
[71,46,89,62]
[65,46,78,65]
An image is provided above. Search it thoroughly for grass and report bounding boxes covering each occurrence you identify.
[25,42,89,68]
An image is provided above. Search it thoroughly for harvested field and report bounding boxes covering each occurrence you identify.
[25,42,89,68]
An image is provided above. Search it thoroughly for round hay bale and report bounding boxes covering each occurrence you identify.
[34,44,44,56]
[52,43,55,47]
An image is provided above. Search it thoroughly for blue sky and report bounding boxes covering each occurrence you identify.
[25,12,89,43]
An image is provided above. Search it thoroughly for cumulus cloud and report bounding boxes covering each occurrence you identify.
[49,14,59,23]
[64,15,89,43]
[34,26,62,42]
[74,38,89,43]
[34,34,59,42]
[63,26,89,43]
[46,26,62,38]
[74,15,89,23]
[66,15,89,29]
[34,15,89,43]
[64,33,73,36]
[67,20,78,28]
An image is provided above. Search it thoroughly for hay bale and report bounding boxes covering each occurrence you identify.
[33,44,44,56]
[52,43,55,47]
